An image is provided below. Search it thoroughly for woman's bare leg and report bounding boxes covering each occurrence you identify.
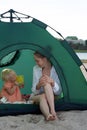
[44,83,58,119]
[39,94,54,120]
[31,94,53,120]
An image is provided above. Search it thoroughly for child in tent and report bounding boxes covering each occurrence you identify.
[0,68,24,103]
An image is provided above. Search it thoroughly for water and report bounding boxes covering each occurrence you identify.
[76,53,87,60]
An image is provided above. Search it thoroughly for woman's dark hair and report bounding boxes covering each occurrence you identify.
[34,51,45,58]
[34,51,52,65]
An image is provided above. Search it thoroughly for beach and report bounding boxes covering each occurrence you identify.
[0,63,87,130]
[0,111,87,130]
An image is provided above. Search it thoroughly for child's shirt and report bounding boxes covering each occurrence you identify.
[1,82,22,103]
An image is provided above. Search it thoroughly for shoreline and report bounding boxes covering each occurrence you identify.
[81,59,87,63]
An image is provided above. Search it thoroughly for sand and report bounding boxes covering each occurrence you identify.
[0,111,87,130]
[83,63,87,68]
[0,63,87,130]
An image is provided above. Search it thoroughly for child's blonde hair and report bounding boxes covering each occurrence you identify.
[1,68,17,81]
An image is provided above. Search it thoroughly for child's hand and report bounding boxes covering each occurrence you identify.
[18,83,24,88]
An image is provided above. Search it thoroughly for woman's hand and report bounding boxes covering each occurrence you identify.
[36,76,47,90]
[40,75,54,87]
[36,75,54,90]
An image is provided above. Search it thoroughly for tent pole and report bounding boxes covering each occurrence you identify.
[9,9,13,23]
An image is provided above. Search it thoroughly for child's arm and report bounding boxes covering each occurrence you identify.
[5,83,17,95]
[15,81,24,88]
[0,91,2,98]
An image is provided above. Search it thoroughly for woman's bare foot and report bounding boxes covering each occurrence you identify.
[51,111,58,120]
[52,114,58,120]
[46,114,55,121]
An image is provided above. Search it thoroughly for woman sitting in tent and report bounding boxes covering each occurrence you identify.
[0,68,24,103]
[30,51,62,121]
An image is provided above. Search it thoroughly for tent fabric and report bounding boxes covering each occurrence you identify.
[0,18,87,115]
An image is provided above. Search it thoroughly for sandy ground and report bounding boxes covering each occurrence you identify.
[0,111,87,130]
[0,63,87,130]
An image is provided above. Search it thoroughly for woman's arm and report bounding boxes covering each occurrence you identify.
[32,66,41,94]
[51,67,62,95]
[36,75,49,90]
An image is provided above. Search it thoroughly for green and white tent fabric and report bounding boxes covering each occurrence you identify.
[0,9,87,116]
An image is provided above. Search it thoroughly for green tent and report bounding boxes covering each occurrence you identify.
[0,9,87,116]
